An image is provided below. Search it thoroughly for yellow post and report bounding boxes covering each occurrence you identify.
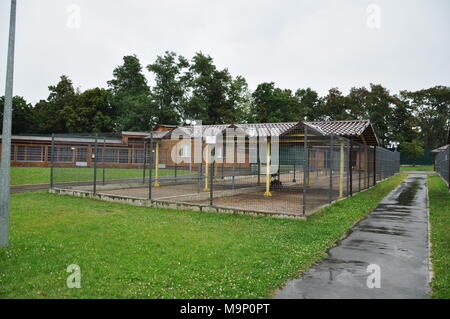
[339,139,345,198]
[264,138,272,197]
[154,142,160,187]
[204,144,210,192]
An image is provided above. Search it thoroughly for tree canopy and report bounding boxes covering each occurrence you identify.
[2,52,449,155]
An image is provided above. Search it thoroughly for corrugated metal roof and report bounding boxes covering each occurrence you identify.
[1,135,123,144]
[431,144,448,154]
[306,120,371,136]
[158,120,374,139]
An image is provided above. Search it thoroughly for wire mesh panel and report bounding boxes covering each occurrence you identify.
[436,146,449,185]
[52,133,150,193]
[376,147,400,182]
[147,138,205,202]
[52,134,96,191]
[48,127,401,217]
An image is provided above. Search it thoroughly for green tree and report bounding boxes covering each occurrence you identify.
[389,96,417,143]
[229,76,252,123]
[401,86,450,149]
[62,88,115,133]
[0,96,36,134]
[33,75,78,133]
[322,88,353,121]
[346,84,396,147]
[400,140,424,167]
[147,51,189,125]
[250,82,301,123]
[295,88,323,121]
[108,55,154,131]
[187,52,247,124]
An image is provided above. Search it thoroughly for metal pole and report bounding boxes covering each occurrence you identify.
[367,146,370,188]
[102,138,106,185]
[349,140,353,196]
[257,136,261,185]
[339,139,345,198]
[358,146,361,192]
[447,147,450,189]
[198,162,202,193]
[93,134,98,194]
[0,0,17,247]
[328,135,333,204]
[264,137,272,197]
[142,140,147,184]
[174,139,178,181]
[209,160,214,206]
[373,146,377,186]
[293,163,296,183]
[232,164,235,190]
[50,134,55,189]
[174,161,178,181]
[154,141,160,187]
[303,126,308,216]
[148,135,153,200]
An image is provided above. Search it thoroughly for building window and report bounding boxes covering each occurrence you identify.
[180,144,191,158]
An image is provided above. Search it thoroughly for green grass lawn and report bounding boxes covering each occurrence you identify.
[0,173,406,298]
[400,165,434,172]
[11,167,191,185]
[427,175,450,299]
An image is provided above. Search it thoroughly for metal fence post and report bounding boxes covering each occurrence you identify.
[50,133,55,188]
[174,162,178,181]
[142,140,147,184]
[102,138,106,185]
[148,135,153,200]
[373,146,377,186]
[93,134,98,194]
[174,139,178,181]
[293,163,296,183]
[257,136,261,185]
[209,160,214,206]
[349,139,353,196]
[232,164,235,190]
[367,146,370,188]
[198,162,203,193]
[328,135,333,203]
[448,147,450,189]
[303,125,308,216]
[358,145,361,192]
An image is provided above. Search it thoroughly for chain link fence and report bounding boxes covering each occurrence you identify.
[50,130,400,217]
[435,146,449,186]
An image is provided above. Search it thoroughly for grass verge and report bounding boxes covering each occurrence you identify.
[0,174,406,298]
[11,167,189,185]
[400,165,434,172]
[427,175,450,299]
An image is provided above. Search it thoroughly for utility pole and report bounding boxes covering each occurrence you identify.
[0,0,17,247]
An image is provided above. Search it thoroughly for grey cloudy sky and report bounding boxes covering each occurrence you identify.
[0,0,449,104]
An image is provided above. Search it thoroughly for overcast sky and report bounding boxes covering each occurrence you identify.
[0,0,449,104]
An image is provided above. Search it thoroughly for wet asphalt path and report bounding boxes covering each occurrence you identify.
[276,174,430,299]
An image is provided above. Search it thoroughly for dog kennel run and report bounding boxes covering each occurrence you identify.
[50,121,400,217]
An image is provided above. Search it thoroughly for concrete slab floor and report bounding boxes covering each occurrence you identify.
[276,174,430,299]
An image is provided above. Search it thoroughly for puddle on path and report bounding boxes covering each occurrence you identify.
[396,178,421,206]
